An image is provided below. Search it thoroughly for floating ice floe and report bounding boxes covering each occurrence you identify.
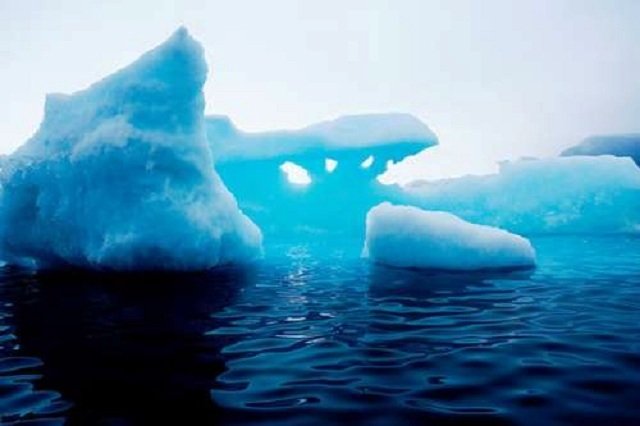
[363,202,536,271]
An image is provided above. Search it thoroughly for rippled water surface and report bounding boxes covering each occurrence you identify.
[0,236,639,425]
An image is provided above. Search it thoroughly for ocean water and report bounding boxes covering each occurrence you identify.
[0,236,639,425]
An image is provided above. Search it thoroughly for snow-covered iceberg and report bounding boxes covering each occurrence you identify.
[0,28,262,270]
[562,134,640,166]
[363,203,535,270]
[402,156,640,235]
[207,114,437,238]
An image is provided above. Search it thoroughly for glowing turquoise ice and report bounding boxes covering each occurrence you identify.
[207,114,437,239]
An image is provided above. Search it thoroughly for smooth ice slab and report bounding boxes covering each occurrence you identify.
[206,114,437,238]
[402,156,640,235]
[562,134,640,166]
[0,28,262,270]
[363,203,536,270]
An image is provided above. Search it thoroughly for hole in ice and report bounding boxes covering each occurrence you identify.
[376,160,396,184]
[280,161,312,185]
[360,155,374,169]
[325,158,338,173]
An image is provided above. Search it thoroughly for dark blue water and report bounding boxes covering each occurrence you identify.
[0,236,639,425]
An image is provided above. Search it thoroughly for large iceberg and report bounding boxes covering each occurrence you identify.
[363,203,535,270]
[0,28,262,270]
[401,156,640,234]
[207,114,437,238]
[562,134,640,166]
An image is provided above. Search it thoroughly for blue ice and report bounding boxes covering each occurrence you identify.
[1,28,639,272]
[401,156,640,235]
[562,134,640,166]
[364,202,536,270]
[207,114,436,239]
[0,28,261,270]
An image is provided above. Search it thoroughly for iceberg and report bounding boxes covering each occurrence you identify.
[401,156,640,235]
[562,134,640,166]
[0,28,262,270]
[207,114,437,238]
[363,202,535,270]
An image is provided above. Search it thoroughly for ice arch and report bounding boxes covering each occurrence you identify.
[206,114,437,238]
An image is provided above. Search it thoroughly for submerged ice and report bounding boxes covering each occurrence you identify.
[0,28,262,270]
[364,203,536,270]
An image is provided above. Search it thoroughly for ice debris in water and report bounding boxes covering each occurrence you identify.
[0,28,262,270]
[363,202,536,270]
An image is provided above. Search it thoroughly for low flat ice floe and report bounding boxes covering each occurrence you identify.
[363,202,536,270]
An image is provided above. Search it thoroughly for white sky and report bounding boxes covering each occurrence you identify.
[2,0,639,182]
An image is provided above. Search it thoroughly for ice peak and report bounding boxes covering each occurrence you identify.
[1,29,261,270]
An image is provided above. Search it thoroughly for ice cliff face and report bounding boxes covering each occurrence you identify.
[0,28,262,270]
